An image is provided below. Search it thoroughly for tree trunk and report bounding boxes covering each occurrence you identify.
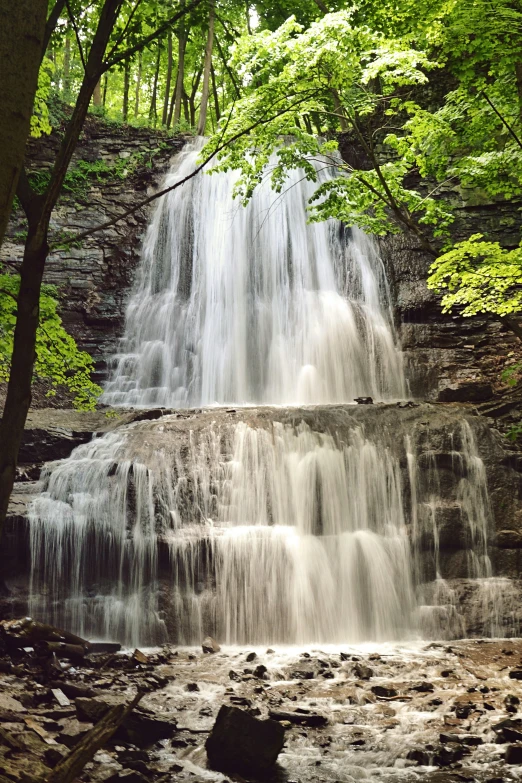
[134,50,142,118]
[331,88,349,132]
[211,62,220,122]
[149,41,161,125]
[123,58,130,121]
[0,0,47,251]
[197,0,215,135]
[173,29,188,126]
[189,67,202,127]
[161,30,172,125]
[102,72,108,106]
[246,2,252,34]
[92,79,102,106]
[63,27,72,98]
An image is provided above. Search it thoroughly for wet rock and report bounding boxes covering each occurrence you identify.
[352,663,373,680]
[506,744,522,764]
[433,743,467,766]
[206,705,285,775]
[407,747,431,765]
[269,709,328,727]
[229,670,241,681]
[202,636,220,654]
[58,717,94,747]
[290,668,315,680]
[246,652,257,662]
[186,682,200,692]
[411,681,434,693]
[505,695,520,713]
[438,382,493,402]
[371,685,398,698]
[75,696,177,747]
[440,733,483,746]
[509,670,522,680]
[106,771,148,783]
[253,664,267,679]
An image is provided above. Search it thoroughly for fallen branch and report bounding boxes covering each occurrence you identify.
[44,691,144,783]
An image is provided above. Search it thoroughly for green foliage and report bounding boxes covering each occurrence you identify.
[0,273,102,410]
[427,235,522,318]
[30,58,53,138]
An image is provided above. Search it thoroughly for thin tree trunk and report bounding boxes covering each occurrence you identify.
[92,79,102,106]
[161,30,172,125]
[63,26,72,98]
[331,88,349,131]
[149,42,161,125]
[0,0,47,254]
[182,88,190,123]
[173,30,188,126]
[122,57,130,121]
[197,0,215,135]
[211,62,220,122]
[102,72,108,106]
[189,67,202,127]
[134,50,142,117]
[245,2,252,34]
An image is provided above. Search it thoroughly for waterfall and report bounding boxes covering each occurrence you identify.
[27,142,513,645]
[102,139,405,408]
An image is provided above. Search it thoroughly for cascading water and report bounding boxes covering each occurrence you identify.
[102,139,405,408]
[28,142,514,646]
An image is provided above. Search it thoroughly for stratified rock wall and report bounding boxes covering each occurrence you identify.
[0,117,186,391]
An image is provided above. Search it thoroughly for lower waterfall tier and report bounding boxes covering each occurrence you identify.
[27,404,522,645]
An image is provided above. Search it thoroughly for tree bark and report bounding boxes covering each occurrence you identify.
[0,0,47,251]
[197,0,215,135]
[189,67,202,127]
[63,26,72,98]
[134,50,142,117]
[149,41,162,125]
[122,57,130,121]
[161,30,173,125]
[173,26,188,126]
[92,78,102,106]
[211,62,220,122]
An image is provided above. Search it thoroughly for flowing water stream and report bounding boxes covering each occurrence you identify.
[28,141,515,646]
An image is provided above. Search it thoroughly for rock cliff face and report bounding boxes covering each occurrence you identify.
[1,116,185,391]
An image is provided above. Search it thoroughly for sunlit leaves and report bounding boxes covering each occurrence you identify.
[428,235,522,318]
[0,274,102,409]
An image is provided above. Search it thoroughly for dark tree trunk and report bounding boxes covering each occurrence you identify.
[161,30,172,125]
[0,0,47,250]
[211,62,220,122]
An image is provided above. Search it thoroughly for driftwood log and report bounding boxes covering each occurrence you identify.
[43,692,144,783]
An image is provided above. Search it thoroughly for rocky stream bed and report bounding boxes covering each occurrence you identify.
[3,620,522,783]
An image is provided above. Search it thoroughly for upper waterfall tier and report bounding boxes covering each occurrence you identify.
[102,140,405,408]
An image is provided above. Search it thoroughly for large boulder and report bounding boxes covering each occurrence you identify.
[206,705,285,775]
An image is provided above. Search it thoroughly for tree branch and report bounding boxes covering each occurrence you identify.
[42,0,67,60]
[50,90,319,248]
[64,0,87,72]
[105,0,144,62]
[0,289,18,304]
[215,35,240,98]
[481,89,522,150]
[104,0,203,70]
